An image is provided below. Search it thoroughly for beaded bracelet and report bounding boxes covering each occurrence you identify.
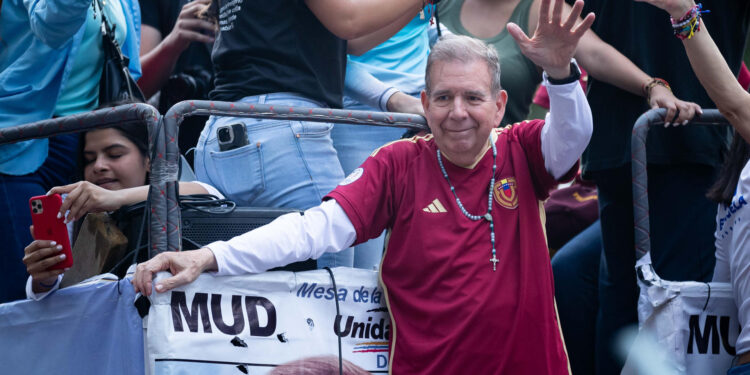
[642,78,672,104]
[670,3,710,40]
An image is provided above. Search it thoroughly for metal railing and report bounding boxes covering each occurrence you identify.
[631,108,729,260]
[143,100,428,256]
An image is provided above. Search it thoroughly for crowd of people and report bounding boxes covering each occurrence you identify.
[2,0,750,373]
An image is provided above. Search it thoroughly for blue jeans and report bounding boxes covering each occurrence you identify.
[195,93,351,267]
[729,362,750,375]
[551,220,601,375]
[333,96,407,270]
[0,134,78,303]
[331,122,404,270]
[591,163,718,375]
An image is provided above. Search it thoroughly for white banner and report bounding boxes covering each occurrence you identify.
[147,267,391,374]
[623,262,739,375]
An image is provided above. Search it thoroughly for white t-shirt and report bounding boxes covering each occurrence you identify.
[713,159,750,355]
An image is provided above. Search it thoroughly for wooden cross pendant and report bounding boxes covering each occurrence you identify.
[490,255,499,271]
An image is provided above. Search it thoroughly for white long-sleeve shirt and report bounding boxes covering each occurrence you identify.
[209,69,593,275]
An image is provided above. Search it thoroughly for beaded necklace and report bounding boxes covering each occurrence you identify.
[436,138,498,271]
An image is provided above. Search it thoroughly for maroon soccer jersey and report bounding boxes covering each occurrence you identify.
[325,120,575,374]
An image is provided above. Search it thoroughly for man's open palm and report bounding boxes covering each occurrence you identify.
[507,0,595,76]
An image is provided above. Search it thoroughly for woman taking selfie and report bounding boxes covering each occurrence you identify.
[22,123,221,299]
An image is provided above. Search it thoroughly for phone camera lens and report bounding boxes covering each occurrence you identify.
[218,127,231,143]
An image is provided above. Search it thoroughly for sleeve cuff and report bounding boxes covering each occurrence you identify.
[378,88,400,112]
[205,242,230,276]
[193,181,225,199]
[25,275,62,301]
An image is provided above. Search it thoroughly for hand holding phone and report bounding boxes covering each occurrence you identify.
[28,194,73,271]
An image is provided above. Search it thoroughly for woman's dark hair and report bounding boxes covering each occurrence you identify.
[75,100,150,183]
[72,121,149,244]
[75,122,149,181]
[707,131,750,206]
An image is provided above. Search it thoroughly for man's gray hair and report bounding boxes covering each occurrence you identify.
[424,34,502,95]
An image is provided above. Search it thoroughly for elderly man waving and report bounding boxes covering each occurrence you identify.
[134,0,594,373]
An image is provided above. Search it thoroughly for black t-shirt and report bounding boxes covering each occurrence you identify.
[209,0,347,108]
[578,0,750,172]
[139,0,214,77]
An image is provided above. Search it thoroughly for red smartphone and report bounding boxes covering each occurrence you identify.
[29,194,73,270]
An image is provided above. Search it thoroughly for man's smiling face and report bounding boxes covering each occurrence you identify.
[421,59,507,167]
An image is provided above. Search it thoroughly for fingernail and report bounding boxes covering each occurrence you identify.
[59,254,66,260]
[50,241,57,246]
[155,284,164,292]
[682,120,689,125]
[56,245,63,250]
[57,212,62,219]
[665,122,670,126]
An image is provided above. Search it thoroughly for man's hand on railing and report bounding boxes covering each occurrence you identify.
[132,247,217,296]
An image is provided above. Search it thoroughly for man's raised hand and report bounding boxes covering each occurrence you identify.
[507,0,595,79]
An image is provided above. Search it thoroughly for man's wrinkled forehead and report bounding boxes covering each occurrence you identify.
[426,58,495,96]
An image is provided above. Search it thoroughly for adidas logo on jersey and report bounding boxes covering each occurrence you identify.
[423,199,447,213]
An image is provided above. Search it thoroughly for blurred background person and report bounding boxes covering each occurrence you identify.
[0,0,141,303]
[138,0,216,166]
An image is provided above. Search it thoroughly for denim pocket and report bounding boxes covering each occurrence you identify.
[207,142,265,203]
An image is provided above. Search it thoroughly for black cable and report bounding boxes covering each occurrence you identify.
[179,194,236,214]
[702,282,711,312]
[181,236,204,250]
[435,3,442,37]
[133,197,149,264]
[106,245,148,275]
[323,267,343,375]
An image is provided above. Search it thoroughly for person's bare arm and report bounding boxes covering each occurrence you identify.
[575,29,701,125]
[635,0,750,140]
[138,0,215,98]
[347,10,418,55]
[304,0,423,40]
[48,181,213,223]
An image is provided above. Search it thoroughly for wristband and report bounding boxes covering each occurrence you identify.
[546,61,581,85]
[642,78,672,104]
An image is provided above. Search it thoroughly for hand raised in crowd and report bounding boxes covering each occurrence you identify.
[634,0,697,19]
[23,226,66,293]
[648,83,703,126]
[132,248,218,296]
[48,181,126,224]
[163,0,217,53]
[507,0,595,78]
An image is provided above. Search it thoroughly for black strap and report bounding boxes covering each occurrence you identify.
[323,267,344,375]
[702,282,711,312]
[435,4,442,37]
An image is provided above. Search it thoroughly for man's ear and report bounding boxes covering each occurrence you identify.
[495,90,508,125]
[420,90,429,113]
